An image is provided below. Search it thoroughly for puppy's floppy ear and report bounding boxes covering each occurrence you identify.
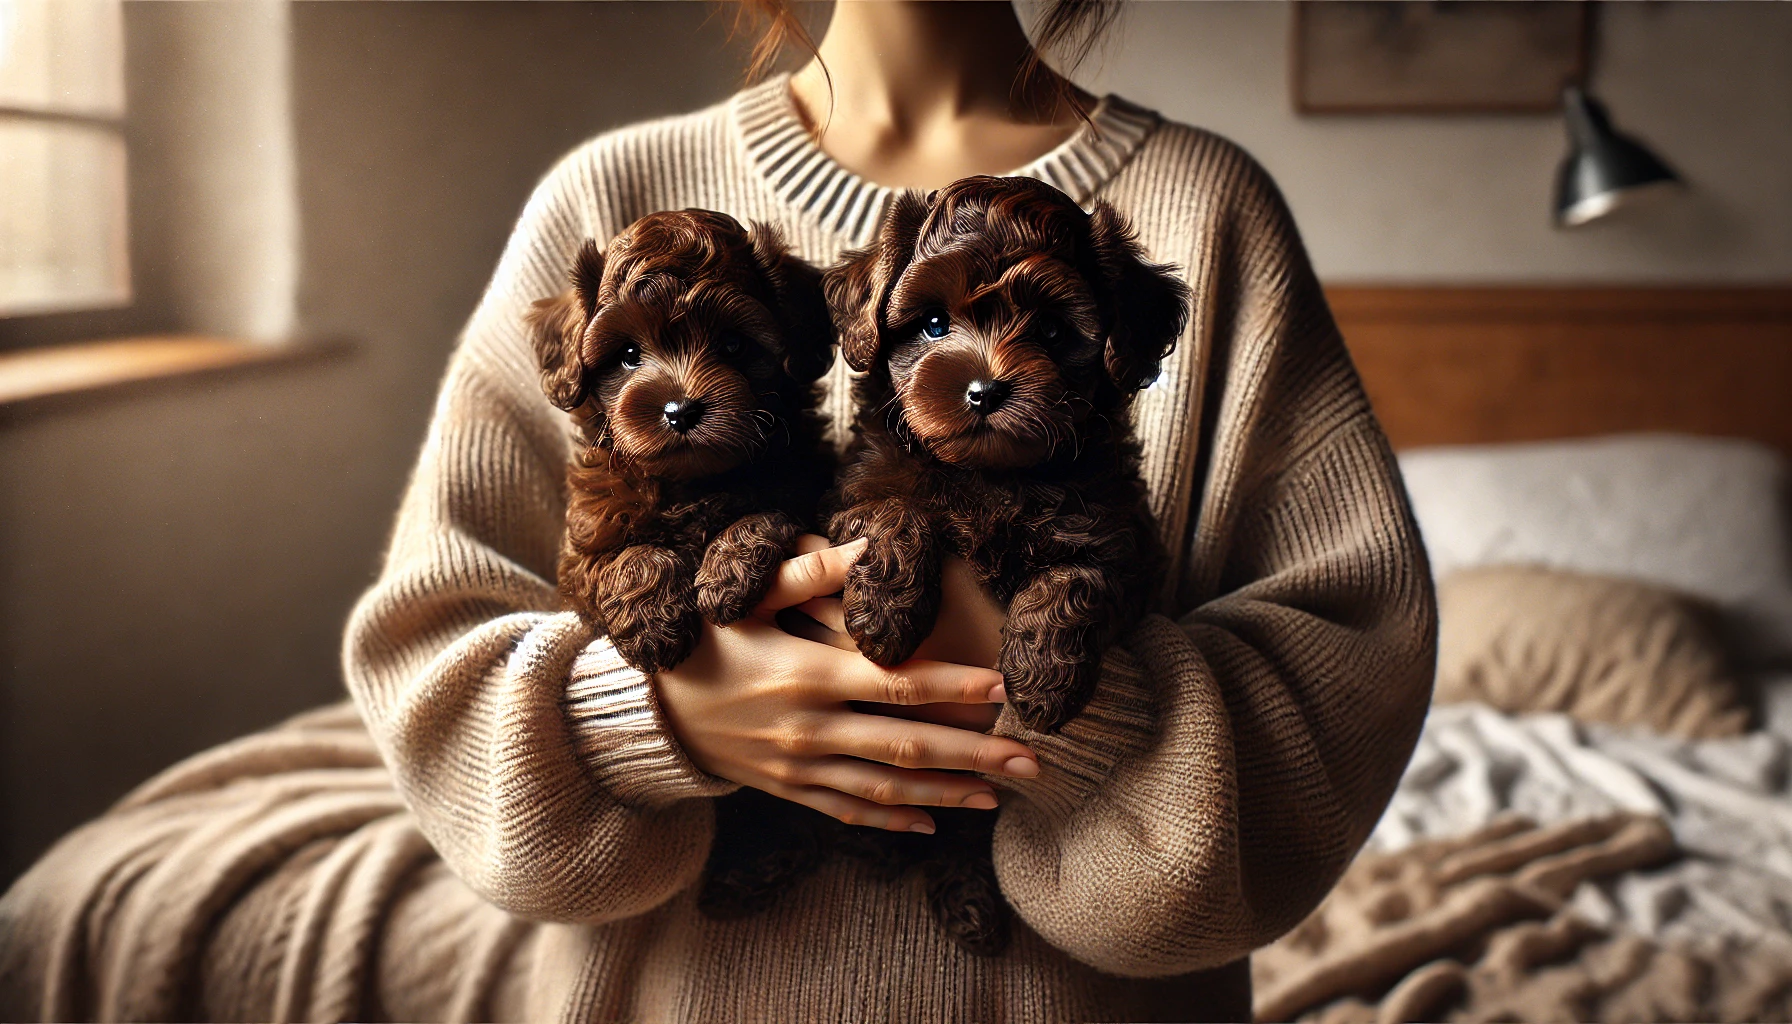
[748,223,834,384]
[527,239,606,410]
[570,237,605,319]
[824,190,930,372]
[1088,200,1190,393]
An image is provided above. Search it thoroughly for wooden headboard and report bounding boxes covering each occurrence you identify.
[1328,286,1792,456]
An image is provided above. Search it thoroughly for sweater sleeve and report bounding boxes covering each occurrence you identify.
[341,146,735,925]
[985,152,1438,976]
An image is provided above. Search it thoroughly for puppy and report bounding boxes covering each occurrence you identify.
[822,175,1190,954]
[827,175,1187,731]
[526,209,835,675]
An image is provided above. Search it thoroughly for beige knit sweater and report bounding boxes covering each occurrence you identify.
[336,76,1436,1021]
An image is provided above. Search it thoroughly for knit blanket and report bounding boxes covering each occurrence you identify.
[1378,703,1792,950]
[1253,704,1792,1022]
[0,704,543,1023]
[1252,814,1792,1022]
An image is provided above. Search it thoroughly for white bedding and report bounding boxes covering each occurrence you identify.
[1372,701,1792,952]
[1330,434,1792,1009]
[1399,434,1792,669]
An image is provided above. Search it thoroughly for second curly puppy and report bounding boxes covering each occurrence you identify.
[827,176,1188,733]
[823,175,1190,954]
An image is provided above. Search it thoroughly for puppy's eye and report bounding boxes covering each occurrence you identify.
[1037,316,1061,341]
[619,344,642,370]
[719,331,746,358]
[920,309,950,339]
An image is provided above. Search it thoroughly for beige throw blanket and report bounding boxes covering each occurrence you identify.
[0,704,544,1024]
[1254,814,1792,1022]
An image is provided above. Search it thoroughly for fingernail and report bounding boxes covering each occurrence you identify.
[962,792,999,810]
[1002,757,1039,779]
[908,821,936,834]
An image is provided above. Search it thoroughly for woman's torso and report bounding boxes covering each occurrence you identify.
[498,76,1276,1020]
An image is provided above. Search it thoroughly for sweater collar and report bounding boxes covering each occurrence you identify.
[731,74,1160,246]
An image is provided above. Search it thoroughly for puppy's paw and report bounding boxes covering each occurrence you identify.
[824,502,874,546]
[833,499,940,667]
[697,513,803,625]
[925,850,1011,957]
[595,545,700,674]
[1000,632,1101,733]
[843,575,934,667]
[1000,564,1117,732]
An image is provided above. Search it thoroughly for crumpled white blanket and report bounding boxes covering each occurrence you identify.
[1370,700,1792,952]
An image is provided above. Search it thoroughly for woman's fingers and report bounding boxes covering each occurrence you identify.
[835,656,1005,707]
[815,713,1038,778]
[754,537,866,615]
[794,596,848,633]
[799,760,1000,810]
[852,700,1003,732]
[762,780,939,834]
[774,607,858,651]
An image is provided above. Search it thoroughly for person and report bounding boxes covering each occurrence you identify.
[0,1,1436,1020]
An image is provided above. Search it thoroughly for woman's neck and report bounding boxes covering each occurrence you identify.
[788,0,1096,190]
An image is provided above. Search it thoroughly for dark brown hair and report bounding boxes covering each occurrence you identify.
[1020,0,1124,99]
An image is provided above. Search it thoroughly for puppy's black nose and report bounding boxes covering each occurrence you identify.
[663,398,704,433]
[964,379,1010,416]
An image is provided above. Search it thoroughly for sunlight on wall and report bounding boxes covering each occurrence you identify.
[0,0,130,316]
[140,0,298,341]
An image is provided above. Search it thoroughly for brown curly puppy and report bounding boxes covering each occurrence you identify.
[828,175,1188,730]
[526,209,835,676]
[822,175,1190,954]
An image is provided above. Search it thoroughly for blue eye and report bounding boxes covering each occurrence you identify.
[920,310,950,339]
[619,344,642,370]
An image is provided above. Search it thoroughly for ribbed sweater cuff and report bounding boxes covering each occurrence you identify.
[563,642,740,809]
[989,633,1158,821]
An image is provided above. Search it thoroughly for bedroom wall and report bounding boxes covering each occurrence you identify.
[1077,1,1792,283]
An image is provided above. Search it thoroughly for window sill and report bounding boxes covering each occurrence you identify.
[0,335,349,411]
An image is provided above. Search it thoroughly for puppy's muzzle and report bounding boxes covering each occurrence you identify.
[662,397,705,434]
[963,379,1010,417]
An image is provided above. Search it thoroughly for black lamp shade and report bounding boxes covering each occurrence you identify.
[1554,86,1682,227]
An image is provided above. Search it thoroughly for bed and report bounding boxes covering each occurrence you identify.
[1252,285,1792,1022]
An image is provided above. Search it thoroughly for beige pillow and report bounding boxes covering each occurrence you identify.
[1435,564,1750,739]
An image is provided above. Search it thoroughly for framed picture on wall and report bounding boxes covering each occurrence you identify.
[1292,1,1592,114]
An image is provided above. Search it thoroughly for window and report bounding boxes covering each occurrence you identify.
[0,0,129,317]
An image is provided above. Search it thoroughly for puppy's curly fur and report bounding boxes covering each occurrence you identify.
[824,175,1189,954]
[529,211,857,927]
[526,209,835,675]
[827,177,1187,729]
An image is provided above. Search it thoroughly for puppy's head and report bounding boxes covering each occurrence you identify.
[825,176,1188,471]
[527,210,833,480]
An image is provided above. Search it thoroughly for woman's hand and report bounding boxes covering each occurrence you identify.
[655,537,1038,833]
[794,550,1009,731]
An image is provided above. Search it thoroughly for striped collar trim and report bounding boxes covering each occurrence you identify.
[731,74,1160,246]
